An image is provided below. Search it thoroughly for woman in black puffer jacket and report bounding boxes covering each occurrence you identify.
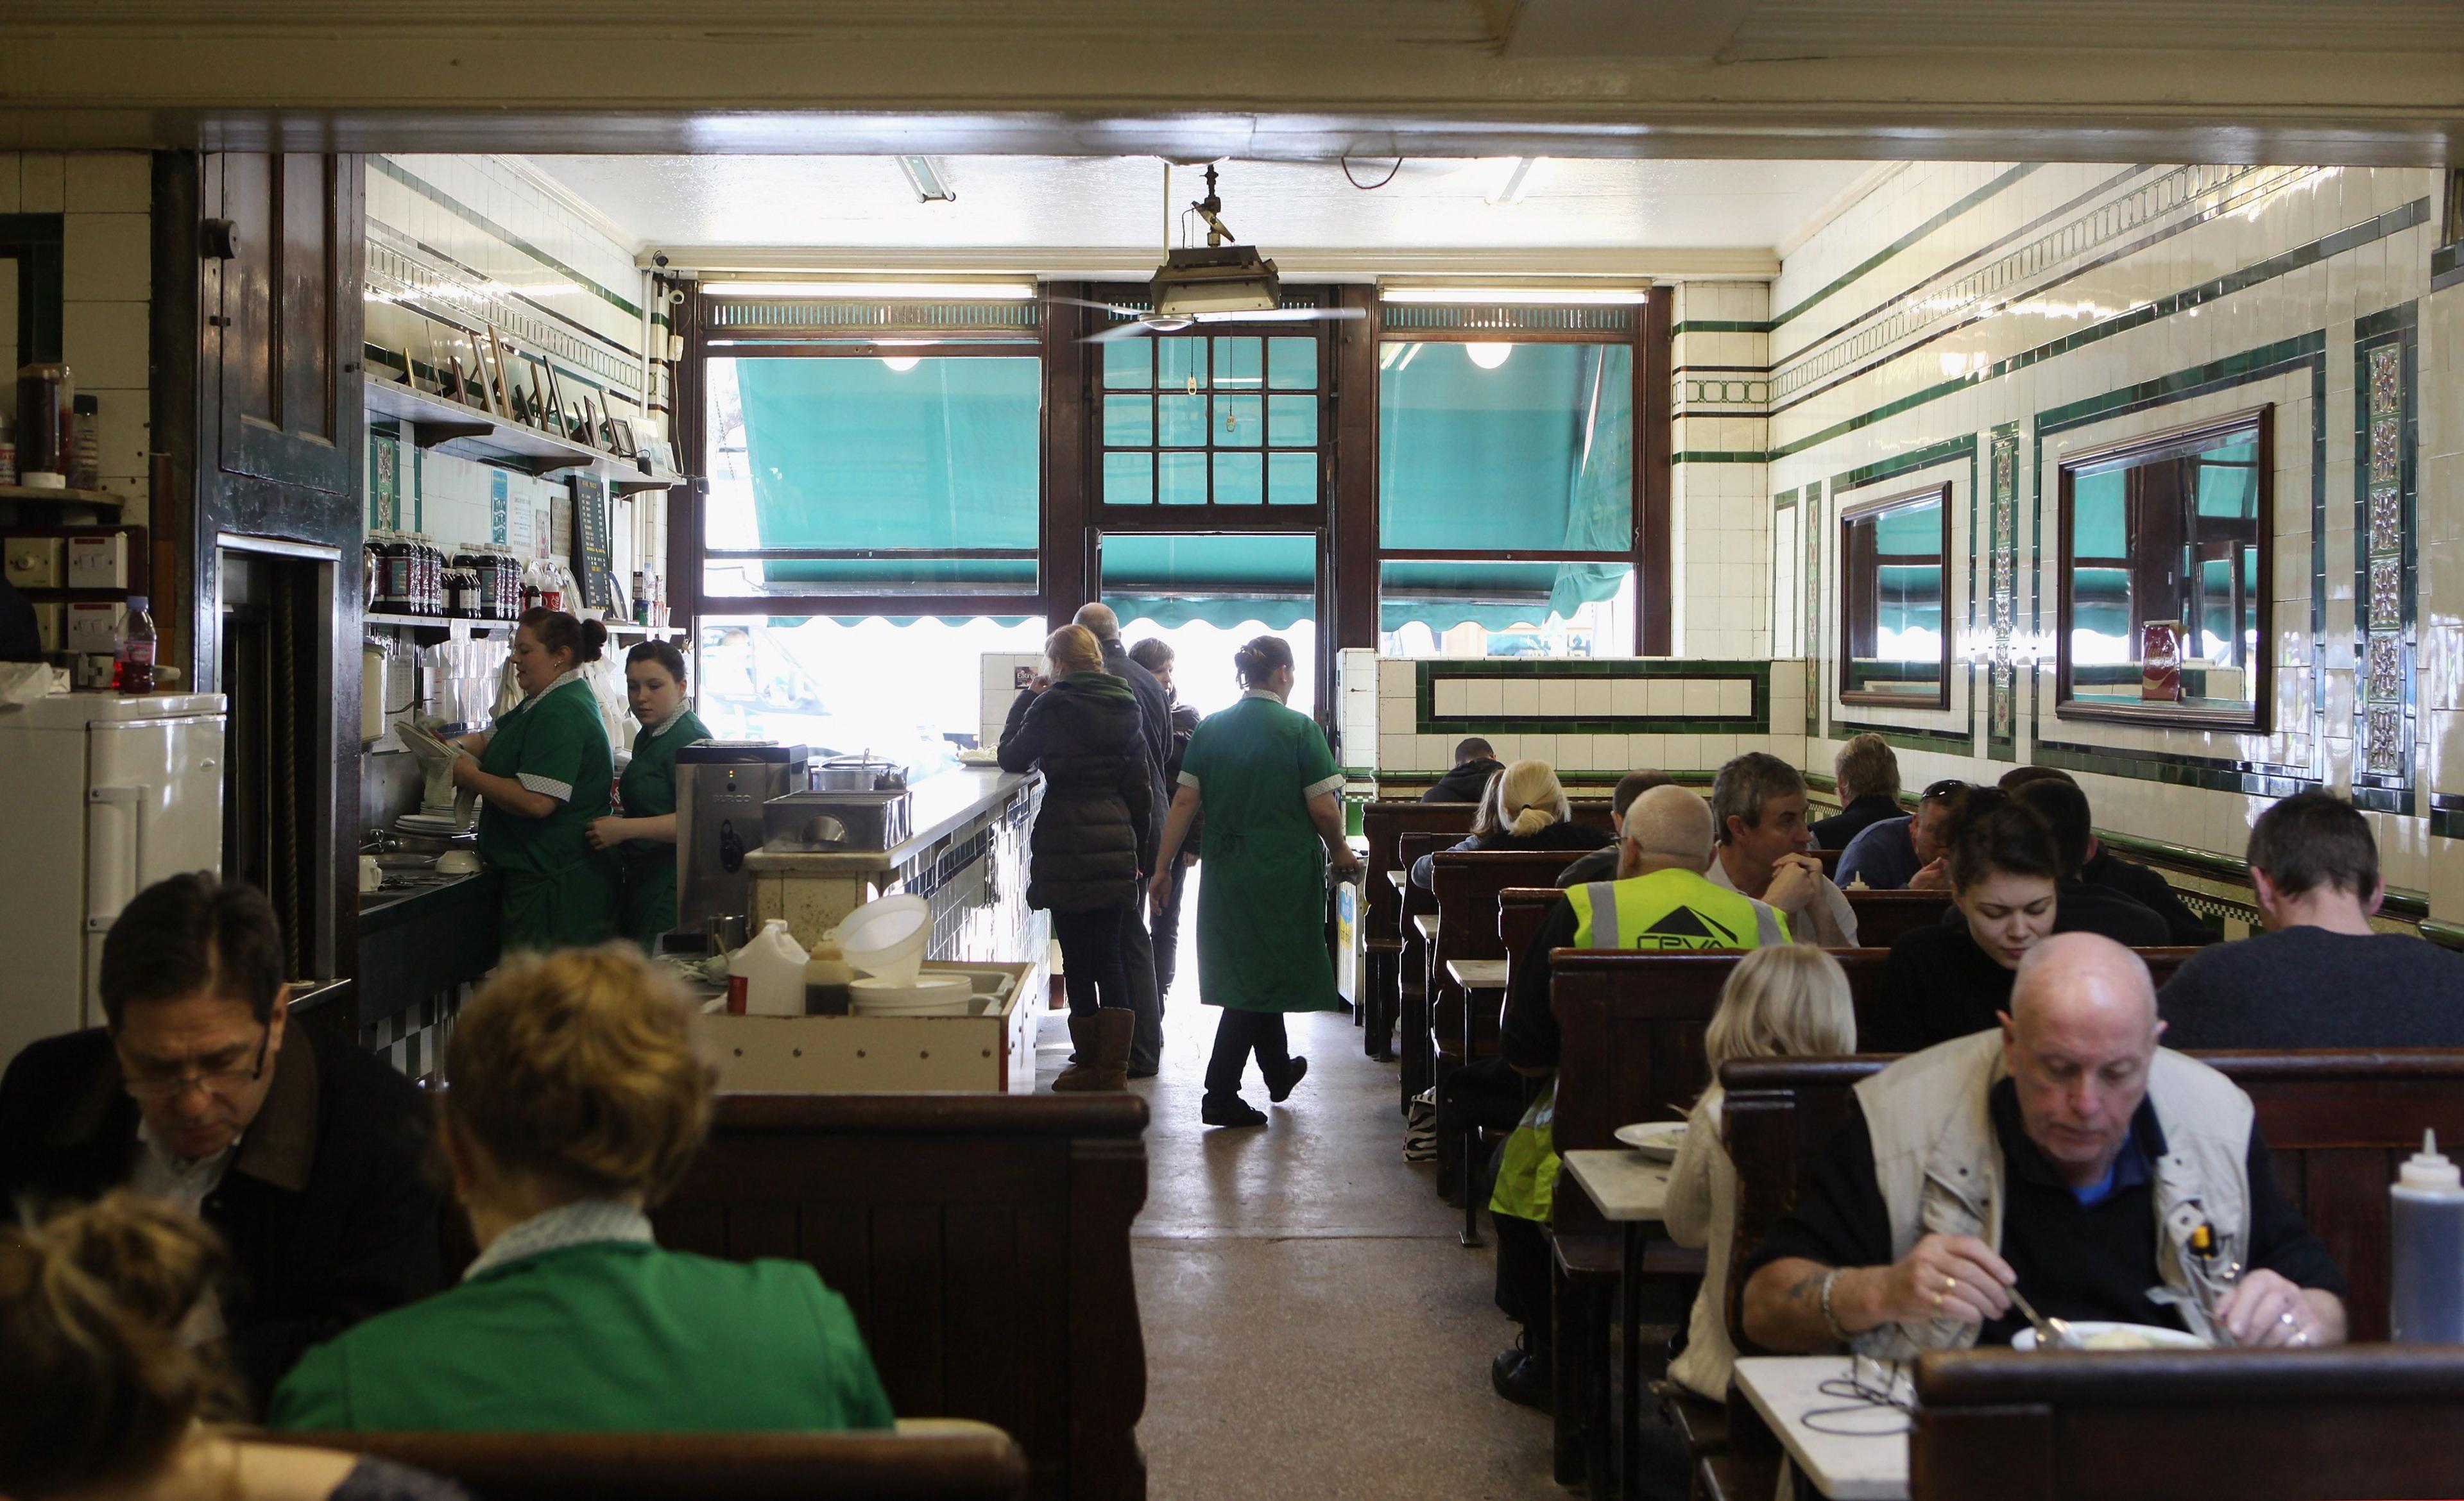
[998,623,1153,1091]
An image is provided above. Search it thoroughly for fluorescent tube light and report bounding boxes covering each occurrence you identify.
[1380,286,1648,305]
[699,280,1036,300]
[896,156,957,203]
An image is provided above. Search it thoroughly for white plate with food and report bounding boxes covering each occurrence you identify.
[1613,1120,1688,1161]
[2012,1321,2210,1351]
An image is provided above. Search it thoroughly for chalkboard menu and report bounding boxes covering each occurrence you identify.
[569,472,613,611]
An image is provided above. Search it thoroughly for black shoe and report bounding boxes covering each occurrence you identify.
[1267,1055,1309,1103]
[1126,1066,1159,1081]
[1489,1347,1553,1412]
[1201,1094,1269,1128]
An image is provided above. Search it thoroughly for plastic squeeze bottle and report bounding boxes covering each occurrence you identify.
[2390,1129,2464,1342]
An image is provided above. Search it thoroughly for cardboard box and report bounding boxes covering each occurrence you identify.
[696,959,1043,1094]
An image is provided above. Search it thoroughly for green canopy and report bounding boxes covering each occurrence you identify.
[1101,532,1316,630]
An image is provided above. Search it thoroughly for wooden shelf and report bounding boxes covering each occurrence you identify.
[363,612,678,640]
[0,484,125,517]
[362,375,685,492]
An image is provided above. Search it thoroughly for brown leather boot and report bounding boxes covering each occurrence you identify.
[1053,1008,1133,1092]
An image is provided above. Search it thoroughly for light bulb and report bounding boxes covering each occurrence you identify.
[881,356,921,373]
[1466,343,1513,370]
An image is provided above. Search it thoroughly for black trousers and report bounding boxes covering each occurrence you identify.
[1204,1008,1292,1099]
[1151,857,1190,999]
[1050,905,1133,1016]
[1493,1208,1552,1349]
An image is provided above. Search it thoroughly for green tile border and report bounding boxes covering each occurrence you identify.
[372,156,644,322]
[1831,721,1976,755]
[2432,242,2463,294]
[1668,320,1773,336]
[1671,450,1769,465]
[1412,658,1773,735]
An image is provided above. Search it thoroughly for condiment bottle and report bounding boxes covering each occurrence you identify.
[2393,1129,2464,1342]
[803,939,855,1016]
[115,595,155,695]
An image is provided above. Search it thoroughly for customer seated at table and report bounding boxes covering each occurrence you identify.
[268,946,893,1433]
[1553,768,1677,888]
[2001,766,2215,945]
[2,1192,466,1501]
[1810,733,1904,850]
[1408,759,1611,889]
[1836,778,1967,891]
[2160,790,2464,1047]
[1487,786,1792,1410]
[1421,737,1505,803]
[1665,945,1856,1402]
[1870,797,2065,1052]
[0,874,443,1403]
[1709,752,1861,945]
[2003,775,2170,947]
[1741,933,2347,1355]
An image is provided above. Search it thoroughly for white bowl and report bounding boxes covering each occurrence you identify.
[832,895,931,984]
[848,974,974,1017]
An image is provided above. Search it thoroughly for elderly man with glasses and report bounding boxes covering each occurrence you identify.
[0,873,444,1401]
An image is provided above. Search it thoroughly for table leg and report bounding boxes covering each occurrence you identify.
[1621,1222,1643,1501]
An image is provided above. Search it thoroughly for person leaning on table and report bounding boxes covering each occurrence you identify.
[1740,932,2347,1356]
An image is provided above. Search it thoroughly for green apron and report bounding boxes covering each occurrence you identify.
[613,707,709,952]
[1490,869,1788,1222]
[1177,693,1345,1015]
[477,674,617,953]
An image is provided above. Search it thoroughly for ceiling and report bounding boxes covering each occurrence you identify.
[525,155,1887,271]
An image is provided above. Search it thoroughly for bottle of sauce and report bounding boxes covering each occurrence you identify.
[2392,1129,2464,1342]
[803,939,855,1016]
[116,594,155,695]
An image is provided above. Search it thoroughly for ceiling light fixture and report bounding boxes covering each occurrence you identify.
[1380,286,1649,305]
[881,355,923,373]
[1466,343,1515,370]
[896,156,957,203]
[1486,158,1541,206]
[699,280,1036,300]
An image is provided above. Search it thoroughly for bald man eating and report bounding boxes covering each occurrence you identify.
[1742,932,2347,1354]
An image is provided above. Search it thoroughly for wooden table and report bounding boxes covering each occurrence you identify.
[1731,1355,1910,1500]
[1414,913,1441,941]
[1385,868,1407,893]
[1560,1148,1675,1500]
[1445,957,1509,992]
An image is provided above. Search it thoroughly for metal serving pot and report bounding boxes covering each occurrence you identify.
[813,754,907,792]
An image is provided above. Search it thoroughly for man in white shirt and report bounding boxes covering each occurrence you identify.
[1706,751,1861,947]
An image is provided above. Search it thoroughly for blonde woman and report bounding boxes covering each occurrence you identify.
[1664,945,1858,1401]
[1409,759,1611,889]
[270,947,892,1433]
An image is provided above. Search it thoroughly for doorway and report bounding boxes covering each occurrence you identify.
[1096,530,1321,720]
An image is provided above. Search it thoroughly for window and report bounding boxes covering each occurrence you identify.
[2057,409,2270,728]
[1377,561,1635,658]
[1099,531,1321,716]
[695,615,1046,771]
[1838,483,1949,707]
[1100,332,1323,510]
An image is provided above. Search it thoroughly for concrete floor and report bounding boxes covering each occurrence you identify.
[1036,871,1569,1500]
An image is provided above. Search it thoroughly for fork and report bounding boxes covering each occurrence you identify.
[2008,1287,2082,1350]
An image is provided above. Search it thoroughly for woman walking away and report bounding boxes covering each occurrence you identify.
[1000,624,1153,1092]
[1149,635,1360,1128]
[1664,945,1856,1402]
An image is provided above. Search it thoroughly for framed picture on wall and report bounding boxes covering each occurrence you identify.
[609,419,636,460]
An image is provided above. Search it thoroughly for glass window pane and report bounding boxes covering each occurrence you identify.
[1102,339,1151,391]
[1217,395,1262,447]
[1213,336,1262,390]
[1268,336,1317,390]
[1159,393,1209,447]
[1378,342,1633,551]
[1158,337,1206,391]
[1159,451,1209,506]
[696,616,1046,766]
[1213,451,1263,506]
[1104,451,1152,505]
[1103,395,1152,448]
[2073,469,2128,557]
[1268,450,1316,506]
[1378,561,1635,658]
[1268,394,1317,447]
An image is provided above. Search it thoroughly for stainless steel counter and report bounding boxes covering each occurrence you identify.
[740,766,1039,876]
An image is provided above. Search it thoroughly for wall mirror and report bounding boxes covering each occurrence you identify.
[1838,481,1951,708]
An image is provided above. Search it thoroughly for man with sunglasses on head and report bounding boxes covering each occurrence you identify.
[0,873,443,1401]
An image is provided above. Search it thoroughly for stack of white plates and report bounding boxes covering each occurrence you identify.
[397,812,460,835]
[848,974,975,1017]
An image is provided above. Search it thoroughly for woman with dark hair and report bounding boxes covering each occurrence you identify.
[1148,635,1360,1127]
[1871,792,2064,1051]
[586,640,711,952]
[449,608,617,952]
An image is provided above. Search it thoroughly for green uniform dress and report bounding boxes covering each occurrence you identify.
[613,705,710,952]
[477,673,617,953]
[1176,690,1346,1015]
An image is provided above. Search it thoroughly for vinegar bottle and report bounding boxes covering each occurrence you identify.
[2391,1129,2464,1342]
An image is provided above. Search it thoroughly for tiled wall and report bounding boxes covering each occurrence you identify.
[1,153,153,521]
[1670,280,1774,660]
[1759,161,2464,923]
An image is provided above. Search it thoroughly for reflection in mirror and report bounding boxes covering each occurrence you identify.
[2060,411,2268,725]
[1839,485,1949,706]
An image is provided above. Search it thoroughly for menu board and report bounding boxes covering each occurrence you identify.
[570,472,613,610]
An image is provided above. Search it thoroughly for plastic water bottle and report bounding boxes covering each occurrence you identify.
[2391,1129,2464,1342]
[116,595,156,695]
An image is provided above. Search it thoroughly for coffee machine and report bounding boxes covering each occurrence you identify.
[675,741,809,941]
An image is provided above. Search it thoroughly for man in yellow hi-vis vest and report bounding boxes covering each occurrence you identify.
[1482,784,1790,1410]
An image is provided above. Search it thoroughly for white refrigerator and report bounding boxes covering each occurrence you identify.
[0,692,226,1069]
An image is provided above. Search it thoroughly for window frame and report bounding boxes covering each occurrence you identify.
[1836,480,1953,710]
[2054,405,2274,732]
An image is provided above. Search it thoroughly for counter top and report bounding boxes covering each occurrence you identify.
[743,765,1038,874]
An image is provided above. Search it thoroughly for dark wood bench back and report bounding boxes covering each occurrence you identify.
[1911,1344,2464,1500]
[654,1095,1149,1501]
[257,1429,1031,1501]
[1362,800,1476,945]
[1433,850,1604,965]
[1499,886,1564,993]
[1721,1049,2464,1348]
[1842,888,1953,948]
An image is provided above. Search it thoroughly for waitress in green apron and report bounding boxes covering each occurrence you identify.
[587,639,710,952]
[450,608,617,952]
[1147,634,1361,1129]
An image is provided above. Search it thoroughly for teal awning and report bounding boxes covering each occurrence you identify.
[1378,560,1627,633]
[1377,341,1634,553]
[1101,533,1317,630]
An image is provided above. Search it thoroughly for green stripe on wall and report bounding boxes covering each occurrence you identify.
[372,156,644,322]
[1770,164,2042,329]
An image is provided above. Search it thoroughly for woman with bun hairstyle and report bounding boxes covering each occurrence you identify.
[586,639,712,952]
[449,608,617,952]
[1148,635,1361,1128]
[269,945,892,1433]
[1407,759,1610,889]
[1,1192,467,1501]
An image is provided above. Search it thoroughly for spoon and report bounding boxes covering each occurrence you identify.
[2008,1287,2082,1350]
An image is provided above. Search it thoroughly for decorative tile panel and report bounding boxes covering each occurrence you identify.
[1803,481,1822,739]
[2372,557,2404,622]
[1988,425,2020,758]
[1412,659,1772,737]
[2352,305,2417,810]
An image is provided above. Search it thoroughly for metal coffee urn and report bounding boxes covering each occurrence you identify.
[675,741,809,939]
